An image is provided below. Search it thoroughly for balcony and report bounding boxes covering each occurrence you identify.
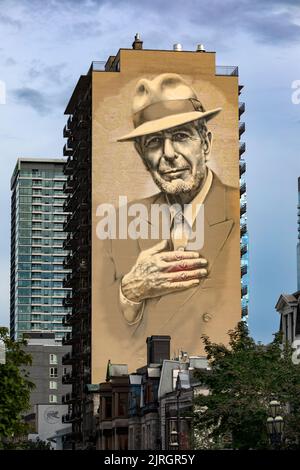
[240,203,247,216]
[62,372,76,384]
[62,313,72,326]
[64,155,74,175]
[239,122,245,138]
[63,177,73,193]
[215,65,238,76]
[62,332,72,346]
[63,253,73,269]
[63,125,71,138]
[63,144,73,157]
[240,244,247,257]
[239,102,245,118]
[62,392,76,405]
[241,286,248,297]
[239,161,246,177]
[241,224,247,236]
[64,233,73,250]
[239,142,246,157]
[240,182,246,196]
[241,265,248,276]
[242,306,248,317]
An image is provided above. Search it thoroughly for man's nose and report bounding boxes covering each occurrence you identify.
[163,137,176,160]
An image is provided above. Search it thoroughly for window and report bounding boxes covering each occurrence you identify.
[118,392,128,417]
[49,381,57,390]
[49,354,57,364]
[63,367,68,376]
[49,367,58,378]
[49,394,57,403]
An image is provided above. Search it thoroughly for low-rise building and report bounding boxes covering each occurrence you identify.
[95,335,210,450]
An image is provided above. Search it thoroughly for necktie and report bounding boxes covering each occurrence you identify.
[170,209,191,251]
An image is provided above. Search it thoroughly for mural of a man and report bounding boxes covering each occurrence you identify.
[98,73,240,362]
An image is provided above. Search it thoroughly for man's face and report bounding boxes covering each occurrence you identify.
[136,121,212,196]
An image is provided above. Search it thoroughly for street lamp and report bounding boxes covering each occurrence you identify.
[266,400,284,449]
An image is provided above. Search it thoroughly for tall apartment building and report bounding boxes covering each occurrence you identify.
[10,158,71,342]
[297,177,300,291]
[62,36,248,448]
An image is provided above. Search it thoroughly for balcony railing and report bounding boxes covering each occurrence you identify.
[240,244,247,257]
[241,265,248,276]
[241,286,248,297]
[239,102,245,118]
[240,203,247,216]
[242,305,248,317]
[239,122,245,138]
[239,161,246,177]
[240,182,246,196]
[215,65,238,76]
[239,142,246,157]
[63,144,73,157]
[241,224,247,236]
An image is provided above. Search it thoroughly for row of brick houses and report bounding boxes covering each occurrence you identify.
[62,335,210,450]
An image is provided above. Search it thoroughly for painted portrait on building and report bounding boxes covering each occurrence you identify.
[92,53,241,382]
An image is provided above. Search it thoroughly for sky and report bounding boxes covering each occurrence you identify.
[0,0,299,343]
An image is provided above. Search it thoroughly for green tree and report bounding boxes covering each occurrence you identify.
[0,327,35,444]
[193,321,300,450]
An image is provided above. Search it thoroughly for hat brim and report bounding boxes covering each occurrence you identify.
[117,108,222,142]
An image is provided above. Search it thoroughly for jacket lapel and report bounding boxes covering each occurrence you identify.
[151,175,235,322]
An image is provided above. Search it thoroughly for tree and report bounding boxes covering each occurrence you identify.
[193,321,300,450]
[0,327,35,444]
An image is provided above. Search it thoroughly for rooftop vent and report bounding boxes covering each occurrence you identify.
[196,44,205,52]
[173,43,182,51]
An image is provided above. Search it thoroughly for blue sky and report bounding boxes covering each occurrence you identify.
[0,0,299,343]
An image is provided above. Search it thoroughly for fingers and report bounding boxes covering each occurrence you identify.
[160,250,200,262]
[163,268,207,282]
[163,257,208,272]
[144,239,169,255]
[163,279,201,290]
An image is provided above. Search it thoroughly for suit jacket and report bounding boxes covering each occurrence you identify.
[94,173,241,377]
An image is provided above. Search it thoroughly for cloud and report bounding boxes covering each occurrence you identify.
[0,13,22,29]
[28,62,69,86]
[5,57,16,66]
[69,0,300,46]
[12,87,50,115]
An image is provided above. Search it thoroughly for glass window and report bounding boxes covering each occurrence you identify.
[49,381,57,390]
[18,288,31,296]
[49,354,57,365]
[49,367,58,378]
[49,394,57,403]
[19,297,31,305]
[19,238,31,246]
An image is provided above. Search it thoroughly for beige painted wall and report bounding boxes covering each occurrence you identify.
[91,50,241,382]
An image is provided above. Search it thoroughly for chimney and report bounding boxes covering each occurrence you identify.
[146,335,171,365]
[132,33,143,50]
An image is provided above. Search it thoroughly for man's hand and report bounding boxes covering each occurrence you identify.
[121,240,208,303]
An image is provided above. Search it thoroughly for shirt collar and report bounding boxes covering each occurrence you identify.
[165,169,213,228]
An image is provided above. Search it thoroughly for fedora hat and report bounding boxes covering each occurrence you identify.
[117,73,221,142]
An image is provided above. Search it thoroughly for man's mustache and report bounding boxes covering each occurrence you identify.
[158,163,191,174]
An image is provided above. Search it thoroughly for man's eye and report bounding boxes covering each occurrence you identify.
[145,137,162,147]
[173,133,189,142]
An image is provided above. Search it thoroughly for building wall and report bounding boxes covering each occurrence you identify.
[91,48,242,382]
[297,177,300,291]
[10,158,71,341]
[23,341,71,411]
